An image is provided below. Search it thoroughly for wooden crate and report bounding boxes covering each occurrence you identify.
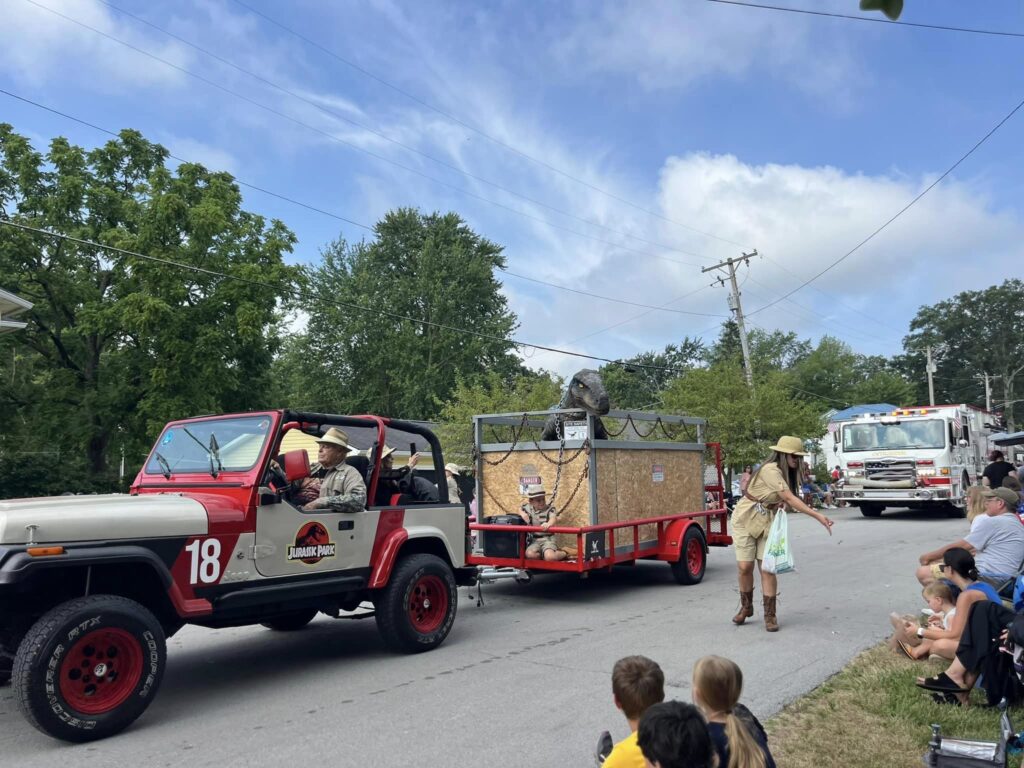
[479,445,704,555]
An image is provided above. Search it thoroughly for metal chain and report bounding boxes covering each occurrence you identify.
[556,460,590,514]
[477,413,531,466]
[482,482,518,516]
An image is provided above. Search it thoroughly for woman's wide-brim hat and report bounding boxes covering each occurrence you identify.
[316,427,356,453]
[769,435,808,456]
[380,444,397,460]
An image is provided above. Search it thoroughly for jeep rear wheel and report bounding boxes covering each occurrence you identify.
[261,609,319,632]
[13,595,166,742]
[375,554,457,654]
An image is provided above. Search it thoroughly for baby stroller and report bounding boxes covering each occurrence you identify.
[923,698,1017,767]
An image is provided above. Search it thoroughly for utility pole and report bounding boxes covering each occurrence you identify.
[925,346,936,406]
[703,250,757,388]
[975,372,992,412]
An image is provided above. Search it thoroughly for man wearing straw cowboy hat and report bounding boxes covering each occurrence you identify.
[301,427,366,513]
[517,483,567,562]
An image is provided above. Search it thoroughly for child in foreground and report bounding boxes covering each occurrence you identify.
[604,655,666,768]
[692,656,776,768]
[636,700,716,768]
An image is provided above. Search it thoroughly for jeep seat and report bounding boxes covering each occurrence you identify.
[283,449,310,481]
[345,454,370,484]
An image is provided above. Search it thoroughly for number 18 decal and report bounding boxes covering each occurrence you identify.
[185,538,222,584]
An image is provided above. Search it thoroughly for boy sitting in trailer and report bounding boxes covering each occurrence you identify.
[517,483,568,561]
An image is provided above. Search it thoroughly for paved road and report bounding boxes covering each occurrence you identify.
[1,505,967,767]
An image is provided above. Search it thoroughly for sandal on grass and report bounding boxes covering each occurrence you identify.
[916,672,971,693]
[895,639,916,660]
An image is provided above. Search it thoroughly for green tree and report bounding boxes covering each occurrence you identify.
[435,371,562,466]
[599,338,705,410]
[0,125,300,488]
[902,279,1024,428]
[288,209,522,419]
[705,321,811,373]
[661,363,824,469]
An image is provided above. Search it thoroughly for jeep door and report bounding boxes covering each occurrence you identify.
[253,498,377,577]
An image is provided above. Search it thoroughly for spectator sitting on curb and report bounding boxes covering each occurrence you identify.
[692,655,776,768]
[603,656,665,768]
[915,487,1024,591]
[637,701,716,768]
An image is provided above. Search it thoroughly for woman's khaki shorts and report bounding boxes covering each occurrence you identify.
[732,521,768,562]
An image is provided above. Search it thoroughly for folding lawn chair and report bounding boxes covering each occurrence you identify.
[923,698,1016,767]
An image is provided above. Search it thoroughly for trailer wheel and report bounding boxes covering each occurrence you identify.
[859,503,884,518]
[670,526,707,585]
[13,595,165,743]
[375,554,457,654]
[261,609,319,632]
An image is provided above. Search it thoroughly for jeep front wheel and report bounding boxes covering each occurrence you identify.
[374,554,457,654]
[13,595,166,742]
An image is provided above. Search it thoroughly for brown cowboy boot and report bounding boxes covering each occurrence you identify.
[732,591,754,625]
[763,595,779,632]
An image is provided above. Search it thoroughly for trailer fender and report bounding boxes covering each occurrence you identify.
[657,519,706,562]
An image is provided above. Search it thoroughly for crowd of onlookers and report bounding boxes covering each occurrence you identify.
[888,450,1024,707]
[601,655,775,768]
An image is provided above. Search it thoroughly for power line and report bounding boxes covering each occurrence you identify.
[499,270,726,318]
[0,88,726,319]
[91,0,714,264]
[0,219,696,375]
[702,0,1024,38]
[23,0,703,270]
[746,92,1024,318]
[229,0,752,249]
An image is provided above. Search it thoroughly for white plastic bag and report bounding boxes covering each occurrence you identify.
[762,509,795,574]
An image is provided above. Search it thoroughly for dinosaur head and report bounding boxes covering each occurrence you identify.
[569,369,609,415]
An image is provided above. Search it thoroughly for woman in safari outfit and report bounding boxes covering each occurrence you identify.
[731,436,835,632]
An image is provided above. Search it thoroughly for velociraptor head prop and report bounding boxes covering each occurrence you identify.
[567,369,609,415]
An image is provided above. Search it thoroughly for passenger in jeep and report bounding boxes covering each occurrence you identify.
[301,427,367,513]
[376,445,438,504]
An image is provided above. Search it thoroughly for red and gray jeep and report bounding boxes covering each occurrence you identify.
[0,411,474,742]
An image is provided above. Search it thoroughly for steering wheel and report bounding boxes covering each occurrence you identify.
[266,461,289,491]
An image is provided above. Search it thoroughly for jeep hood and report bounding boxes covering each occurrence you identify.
[0,494,209,545]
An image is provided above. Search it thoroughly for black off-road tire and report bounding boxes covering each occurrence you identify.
[13,595,166,743]
[374,554,457,654]
[670,525,707,585]
[260,609,319,631]
[859,503,884,518]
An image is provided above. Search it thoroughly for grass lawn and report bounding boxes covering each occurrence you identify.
[766,644,1023,768]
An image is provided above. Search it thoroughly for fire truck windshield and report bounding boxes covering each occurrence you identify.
[842,419,947,452]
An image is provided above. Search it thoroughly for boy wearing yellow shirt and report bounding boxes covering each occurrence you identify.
[604,656,665,768]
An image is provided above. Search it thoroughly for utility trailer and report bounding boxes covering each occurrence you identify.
[466,409,731,585]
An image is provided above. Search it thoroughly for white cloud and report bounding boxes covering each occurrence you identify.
[0,0,192,89]
[553,0,861,102]
[159,134,239,176]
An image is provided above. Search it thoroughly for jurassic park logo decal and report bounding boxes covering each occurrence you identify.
[286,521,337,564]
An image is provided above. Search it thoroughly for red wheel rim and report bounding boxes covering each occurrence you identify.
[686,538,704,576]
[59,628,143,715]
[408,575,448,633]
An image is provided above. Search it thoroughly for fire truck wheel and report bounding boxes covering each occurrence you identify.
[375,554,457,654]
[13,595,166,743]
[670,526,707,585]
[260,609,319,631]
[945,503,967,519]
[859,503,884,518]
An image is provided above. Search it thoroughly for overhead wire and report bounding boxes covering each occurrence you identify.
[0,219,697,375]
[228,0,752,249]
[745,92,1024,318]
[0,88,726,322]
[91,0,716,263]
[22,0,704,271]
[702,0,1024,38]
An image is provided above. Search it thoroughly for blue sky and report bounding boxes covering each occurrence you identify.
[2,0,1022,377]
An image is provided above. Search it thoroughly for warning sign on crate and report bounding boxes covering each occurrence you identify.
[652,464,665,482]
[584,531,606,561]
[562,420,588,440]
[518,464,541,495]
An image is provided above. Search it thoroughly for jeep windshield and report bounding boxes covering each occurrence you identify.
[145,415,272,475]
[842,419,946,452]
